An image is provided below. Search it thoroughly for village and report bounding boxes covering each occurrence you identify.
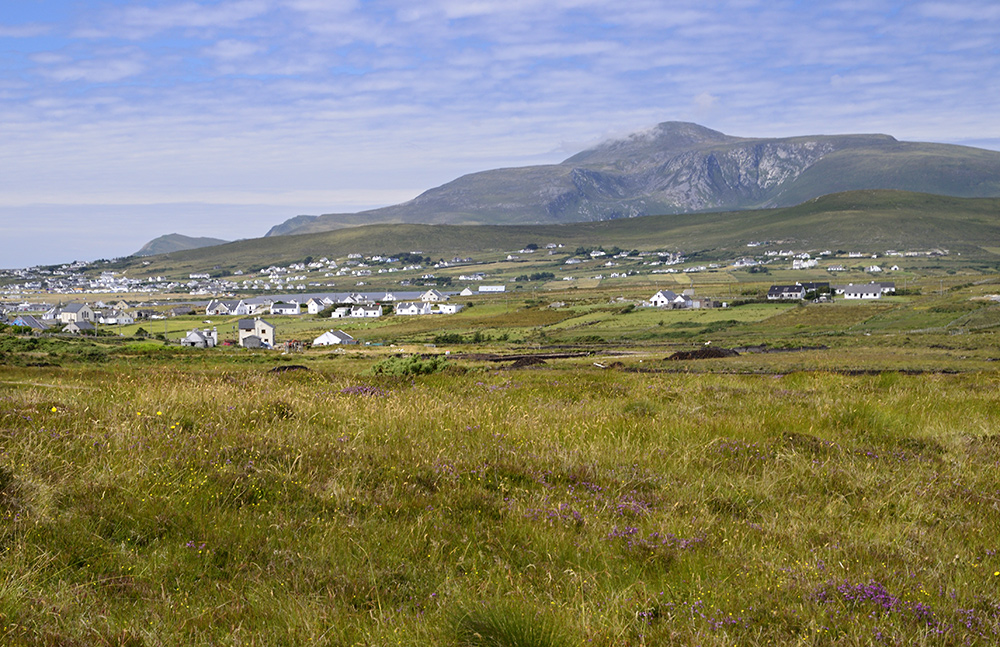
[1,237,939,352]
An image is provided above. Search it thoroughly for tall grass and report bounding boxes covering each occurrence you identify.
[1,359,1000,645]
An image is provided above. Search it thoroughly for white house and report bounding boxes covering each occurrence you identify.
[349,304,382,318]
[843,284,882,299]
[420,289,447,302]
[649,290,689,308]
[330,307,351,319]
[312,330,355,346]
[181,328,217,348]
[270,302,300,315]
[98,310,135,325]
[306,297,333,314]
[395,302,433,316]
[834,282,894,297]
[649,290,676,307]
[460,287,475,297]
[244,299,271,315]
[767,285,806,300]
[478,285,506,293]
[435,303,464,314]
[792,258,818,270]
[206,299,250,316]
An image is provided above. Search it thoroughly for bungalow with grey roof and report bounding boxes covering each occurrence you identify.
[181,328,218,348]
[767,285,806,300]
[395,302,432,316]
[312,330,356,346]
[843,284,882,299]
[64,321,96,334]
[649,289,688,308]
[270,302,301,315]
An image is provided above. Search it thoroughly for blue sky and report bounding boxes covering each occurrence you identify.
[2,0,999,268]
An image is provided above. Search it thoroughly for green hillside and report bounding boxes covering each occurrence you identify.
[134,233,230,257]
[129,191,1000,276]
[770,142,1000,207]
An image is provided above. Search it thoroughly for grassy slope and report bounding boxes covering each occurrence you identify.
[134,234,231,257]
[132,191,1000,276]
[772,143,1000,207]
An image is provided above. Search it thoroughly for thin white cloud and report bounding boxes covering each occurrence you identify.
[80,0,273,38]
[916,2,1000,21]
[0,23,51,38]
[205,39,261,60]
[42,58,146,83]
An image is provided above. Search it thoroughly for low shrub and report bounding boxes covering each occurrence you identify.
[371,355,447,376]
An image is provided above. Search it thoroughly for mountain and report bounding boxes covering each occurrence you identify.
[134,233,230,257]
[265,122,1000,236]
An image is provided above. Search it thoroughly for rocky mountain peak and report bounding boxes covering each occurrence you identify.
[564,121,738,166]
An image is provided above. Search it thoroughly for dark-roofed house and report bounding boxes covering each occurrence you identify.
[767,285,806,300]
[797,282,830,294]
[57,303,94,324]
[64,321,96,334]
[833,282,894,298]
[238,318,275,348]
[843,284,882,299]
[10,314,49,331]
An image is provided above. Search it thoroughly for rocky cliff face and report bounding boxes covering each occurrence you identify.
[266,123,1000,236]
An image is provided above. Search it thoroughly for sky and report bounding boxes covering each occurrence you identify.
[1,0,999,269]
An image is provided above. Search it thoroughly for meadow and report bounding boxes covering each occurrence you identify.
[2,336,1000,645]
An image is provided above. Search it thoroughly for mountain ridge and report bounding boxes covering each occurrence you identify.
[265,122,1000,237]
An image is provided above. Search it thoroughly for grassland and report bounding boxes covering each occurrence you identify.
[3,345,1000,645]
